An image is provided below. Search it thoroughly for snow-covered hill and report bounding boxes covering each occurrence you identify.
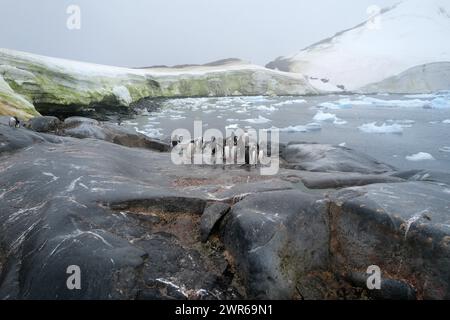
[266,0,450,92]
[0,49,317,119]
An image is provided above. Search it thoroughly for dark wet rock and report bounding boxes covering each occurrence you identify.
[280,142,395,174]
[25,116,61,133]
[1,123,449,300]
[343,271,417,300]
[64,116,99,126]
[200,202,230,243]
[0,124,62,154]
[329,181,450,299]
[391,169,450,186]
[301,172,404,189]
[0,123,241,299]
[23,116,171,152]
[220,190,330,299]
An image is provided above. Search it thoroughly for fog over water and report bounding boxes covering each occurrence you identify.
[0,0,397,67]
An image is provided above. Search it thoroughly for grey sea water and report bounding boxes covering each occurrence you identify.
[124,93,450,172]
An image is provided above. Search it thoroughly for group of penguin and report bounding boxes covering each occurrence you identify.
[172,132,265,166]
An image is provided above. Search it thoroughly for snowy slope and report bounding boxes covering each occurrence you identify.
[266,0,450,91]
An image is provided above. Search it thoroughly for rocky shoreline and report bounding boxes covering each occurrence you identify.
[1,116,449,299]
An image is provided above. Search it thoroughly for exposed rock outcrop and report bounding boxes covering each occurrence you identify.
[1,122,449,299]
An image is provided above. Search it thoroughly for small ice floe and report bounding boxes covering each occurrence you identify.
[358,122,404,134]
[338,142,346,147]
[405,152,435,161]
[169,115,186,120]
[313,111,347,125]
[256,105,278,113]
[430,97,450,109]
[439,147,450,153]
[443,119,450,124]
[273,99,306,107]
[404,93,437,99]
[225,123,239,129]
[317,101,352,109]
[243,115,271,124]
[226,118,239,122]
[278,122,322,133]
[386,119,415,127]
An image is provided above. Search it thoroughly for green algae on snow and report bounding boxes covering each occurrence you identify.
[0,48,317,120]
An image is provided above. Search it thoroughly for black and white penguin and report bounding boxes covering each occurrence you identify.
[8,116,20,128]
[171,134,179,147]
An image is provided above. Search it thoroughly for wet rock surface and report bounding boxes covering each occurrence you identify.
[0,120,449,299]
[280,142,395,174]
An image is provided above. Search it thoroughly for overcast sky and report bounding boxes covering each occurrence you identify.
[0,0,398,67]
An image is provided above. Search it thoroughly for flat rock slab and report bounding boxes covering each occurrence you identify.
[280,142,395,174]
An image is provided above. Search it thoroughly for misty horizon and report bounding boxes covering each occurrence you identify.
[0,0,398,68]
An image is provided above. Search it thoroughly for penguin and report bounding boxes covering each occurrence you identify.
[171,134,179,147]
[185,139,195,164]
[236,134,245,164]
[9,116,19,128]
[249,143,258,166]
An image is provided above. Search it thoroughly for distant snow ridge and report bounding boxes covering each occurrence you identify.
[266,0,450,92]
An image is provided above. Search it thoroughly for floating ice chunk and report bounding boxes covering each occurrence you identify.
[169,115,186,120]
[243,115,271,124]
[313,111,347,125]
[358,122,404,134]
[278,122,322,132]
[112,86,132,106]
[225,123,239,129]
[253,105,277,112]
[273,99,306,107]
[386,119,415,127]
[439,147,450,153]
[430,97,450,109]
[443,119,450,124]
[405,152,435,161]
[226,118,239,122]
[404,94,436,99]
[338,142,346,147]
